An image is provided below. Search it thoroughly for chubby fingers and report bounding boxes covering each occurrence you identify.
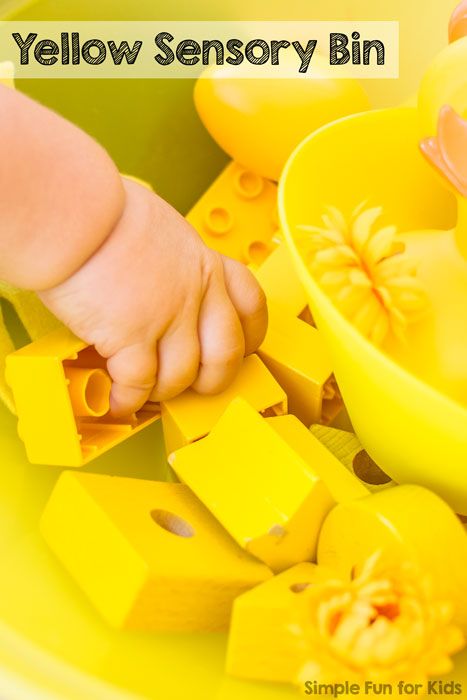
[106,342,158,417]
[221,255,268,354]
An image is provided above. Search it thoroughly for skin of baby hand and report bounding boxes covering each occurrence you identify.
[38,177,268,417]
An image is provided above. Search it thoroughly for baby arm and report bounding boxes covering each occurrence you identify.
[0,84,268,416]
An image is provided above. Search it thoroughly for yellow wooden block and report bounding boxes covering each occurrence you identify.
[41,472,272,631]
[253,242,308,318]
[310,425,396,493]
[318,485,467,632]
[161,354,287,455]
[186,160,278,265]
[5,327,160,467]
[226,562,335,683]
[170,399,368,573]
[258,304,342,425]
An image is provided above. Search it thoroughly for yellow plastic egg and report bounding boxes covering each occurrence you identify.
[194,57,370,181]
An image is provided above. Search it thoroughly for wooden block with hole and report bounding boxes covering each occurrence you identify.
[226,562,334,683]
[161,353,287,455]
[310,425,396,493]
[257,303,342,426]
[186,160,278,265]
[170,399,369,573]
[40,472,272,631]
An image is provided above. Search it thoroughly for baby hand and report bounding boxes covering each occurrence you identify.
[39,177,268,416]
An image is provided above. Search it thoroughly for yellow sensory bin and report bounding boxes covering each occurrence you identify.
[3,1,467,696]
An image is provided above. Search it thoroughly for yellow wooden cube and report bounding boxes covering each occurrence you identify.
[161,353,287,455]
[41,472,272,631]
[226,562,333,683]
[186,160,278,265]
[258,304,342,425]
[170,398,368,572]
[310,424,396,493]
[318,485,467,633]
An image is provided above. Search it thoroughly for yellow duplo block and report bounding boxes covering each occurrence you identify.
[258,304,342,426]
[41,472,272,631]
[5,327,160,467]
[253,242,308,318]
[170,399,368,573]
[186,160,278,265]
[318,485,467,633]
[310,425,396,493]
[226,562,333,683]
[161,353,287,455]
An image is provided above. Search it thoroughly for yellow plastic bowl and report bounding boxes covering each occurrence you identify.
[279,106,467,515]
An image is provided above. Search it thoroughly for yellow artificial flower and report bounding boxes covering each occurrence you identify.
[298,205,429,345]
[291,552,464,690]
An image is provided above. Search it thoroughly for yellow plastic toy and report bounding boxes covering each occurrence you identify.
[279,1,467,514]
[317,485,467,632]
[194,56,370,181]
[161,353,287,455]
[279,105,467,513]
[170,398,368,573]
[226,562,334,683]
[5,327,160,467]
[41,471,272,631]
[258,303,341,426]
[186,160,278,265]
[253,241,308,318]
[310,425,395,493]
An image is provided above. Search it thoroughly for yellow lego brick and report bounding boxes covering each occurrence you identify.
[186,160,278,265]
[310,425,396,493]
[41,472,272,631]
[317,485,467,633]
[257,303,342,426]
[161,353,287,455]
[253,242,308,318]
[5,327,160,467]
[226,562,333,683]
[170,398,368,573]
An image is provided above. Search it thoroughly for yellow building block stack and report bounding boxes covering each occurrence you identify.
[5,327,160,467]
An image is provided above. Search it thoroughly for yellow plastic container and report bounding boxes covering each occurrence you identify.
[2,0,467,698]
[279,106,467,514]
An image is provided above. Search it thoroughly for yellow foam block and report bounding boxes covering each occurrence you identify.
[253,242,308,318]
[161,353,287,455]
[5,327,160,466]
[318,485,467,632]
[226,562,334,683]
[258,304,342,426]
[186,160,278,265]
[41,472,272,631]
[170,398,368,572]
[310,425,396,493]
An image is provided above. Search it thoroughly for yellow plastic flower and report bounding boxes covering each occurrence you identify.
[298,205,429,345]
[291,552,464,689]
